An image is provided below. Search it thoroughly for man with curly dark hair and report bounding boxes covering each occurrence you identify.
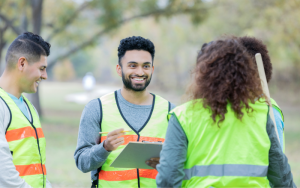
[239,36,286,152]
[156,38,296,187]
[74,36,175,188]
[0,32,51,188]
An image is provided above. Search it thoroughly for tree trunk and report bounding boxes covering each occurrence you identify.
[31,0,43,35]
[0,24,8,75]
[27,0,44,116]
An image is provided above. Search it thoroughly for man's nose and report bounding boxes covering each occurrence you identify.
[136,66,144,76]
[42,71,48,80]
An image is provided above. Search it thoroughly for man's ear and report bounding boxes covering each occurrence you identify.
[116,64,122,77]
[17,57,27,71]
[152,65,154,74]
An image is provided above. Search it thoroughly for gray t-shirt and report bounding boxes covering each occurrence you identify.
[74,89,175,181]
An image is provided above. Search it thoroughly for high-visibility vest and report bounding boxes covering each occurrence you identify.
[97,91,170,188]
[168,99,271,188]
[270,98,284,121]
[1,89,47,188]
[270,97,285,152]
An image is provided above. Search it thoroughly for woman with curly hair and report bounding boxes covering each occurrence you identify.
[156,38,296,187]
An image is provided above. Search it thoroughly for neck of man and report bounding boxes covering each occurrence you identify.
[0,70,22,98]
[121,86,153,105]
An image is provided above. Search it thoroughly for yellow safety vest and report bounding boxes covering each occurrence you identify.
[97,91,170,188]
[1,89,47,188]
[169,99,271,188]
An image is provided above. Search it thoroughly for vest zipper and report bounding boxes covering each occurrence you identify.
[30,123,45,188]
[137,135,140,188]
[114,91,156,188]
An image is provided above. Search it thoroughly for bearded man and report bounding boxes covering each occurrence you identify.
[74,36,175,188]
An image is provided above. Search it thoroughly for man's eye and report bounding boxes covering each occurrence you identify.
[129,64,136,67]
[144,65,150,68]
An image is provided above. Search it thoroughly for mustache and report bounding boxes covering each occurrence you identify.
[129,75,148,78]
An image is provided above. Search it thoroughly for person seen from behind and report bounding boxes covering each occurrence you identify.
[156,38,296,187]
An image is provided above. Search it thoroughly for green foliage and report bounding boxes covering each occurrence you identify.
[70,51,96,78]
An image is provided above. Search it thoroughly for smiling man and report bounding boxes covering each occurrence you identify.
[74,36,175,188]
[0,32,51,188]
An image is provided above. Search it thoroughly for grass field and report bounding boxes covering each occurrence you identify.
[39,81,300,187]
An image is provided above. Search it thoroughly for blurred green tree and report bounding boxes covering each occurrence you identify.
[0,0,209,115]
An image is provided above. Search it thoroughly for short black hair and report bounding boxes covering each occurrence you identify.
[239,36,272,83]
[5,32,51,68]
[117,36,155,66]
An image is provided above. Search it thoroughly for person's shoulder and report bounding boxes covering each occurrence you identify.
[152,94,176,110]
[0,97,11,130]
[273,107,283,122]
[85,98,101,110]
[170,99,204,115]
[0,97,9,116]
[170,102,176,110]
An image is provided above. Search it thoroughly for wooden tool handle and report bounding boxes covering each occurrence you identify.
[255,53,280,142]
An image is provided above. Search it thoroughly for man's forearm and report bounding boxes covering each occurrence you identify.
[74,99,110,173]
[74,142,110,173]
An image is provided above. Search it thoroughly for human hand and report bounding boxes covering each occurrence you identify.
[103,128,125,151]
[146,157,160,170]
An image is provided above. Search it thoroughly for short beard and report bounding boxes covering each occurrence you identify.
[122,71,151,92]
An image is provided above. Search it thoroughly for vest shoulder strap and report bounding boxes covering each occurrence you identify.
[0,96,12,134]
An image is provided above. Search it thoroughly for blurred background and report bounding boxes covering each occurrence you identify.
[0,0,299,187]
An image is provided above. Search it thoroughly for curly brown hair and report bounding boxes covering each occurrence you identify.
[191,38,264,125]
[239,36,272,83]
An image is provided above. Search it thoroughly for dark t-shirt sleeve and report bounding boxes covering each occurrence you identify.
[156,114,188,187]
[266,114,296,187]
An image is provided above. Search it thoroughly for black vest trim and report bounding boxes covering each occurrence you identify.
[114,90,155,188]
[0,97,12,134]
[23,99,45,188]
[94,98,103,187]
[114,91,156,136]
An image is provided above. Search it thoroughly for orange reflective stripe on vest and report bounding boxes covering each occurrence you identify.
[6,127,44,142]
[16,164,47,176]
[101,135,165,145]
[98,92,169,187]
[99,169,157,181]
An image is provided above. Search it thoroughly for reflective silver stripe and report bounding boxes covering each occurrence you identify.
[184,164,268,180]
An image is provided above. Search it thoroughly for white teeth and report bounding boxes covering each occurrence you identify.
[133,78,143,81]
